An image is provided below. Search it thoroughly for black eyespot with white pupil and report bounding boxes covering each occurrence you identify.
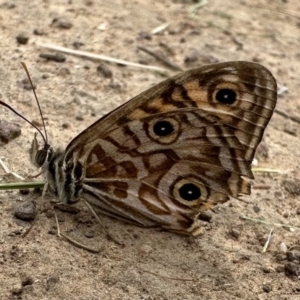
[179,183,201,201]
[147,117,180,144]
[172,178,208,206]
[216,88,237,104]
[153,120,174,137]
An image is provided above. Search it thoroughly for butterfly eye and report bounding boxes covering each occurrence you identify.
[35,149,48,167]
[215,88,237,104]
[147,117,180,144]
[172,178,208,206]
[34,146,53,167]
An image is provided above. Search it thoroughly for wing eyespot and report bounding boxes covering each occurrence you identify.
[172,178,208,207]
[211,82,241,106]
[215,88,237,104]
[147,117,180,144]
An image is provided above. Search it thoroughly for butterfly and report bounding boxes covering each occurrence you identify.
[18,61,277,236]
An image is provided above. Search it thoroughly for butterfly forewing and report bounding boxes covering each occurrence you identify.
[48,61,277,235]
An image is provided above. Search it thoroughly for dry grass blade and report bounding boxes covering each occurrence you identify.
[0,158,25,180]
[262,228,273,253]
[151,22,170,34]
[240,215,300,231]
[37,43,169,74]
[83,199,124,246]
[138,46,183,71]
[60,233,100,253]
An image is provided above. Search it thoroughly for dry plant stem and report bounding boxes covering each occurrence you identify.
[275,108,300,124]
[252,167,282,173]
[151,22,170,34]
[240,215,300,230]
[138,46,183,71]
[0,158,10,173]
[0,158,25,180]
[54,204,100,253]
[22,214,39,237]
[262,228,273,253]
[37,43,169,73]
[54,211,61,237]
[0,182,44,190]
[60,233,100,253]
[252,184,271,190]
[83,199,124,246]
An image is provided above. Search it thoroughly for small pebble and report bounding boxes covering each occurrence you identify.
[284,262,299,276]
[262,283,272,293]
[279,242,288,254]
[39,53,66,62]
[16,32,29,45]
[85,229,95,238]
[62,123,70,129]
[21,276,34,287]
[138,31,152,40]
[253,205,260,213]
[14,200,37,221]
[139,244,153,255]
[73,41,85,49]
[76,115,84,121]
[109,81,121,89]
[282,179,300,196]
[184,51,218,65]
[97,64,113,78]
[231,228,241,239]
[52,17,73,29]
[11,286,23,295]
[261,266,272,273]
[19,189,30,195]
[0,120,21,145]
[198,211,213,222]
[286,250,300,262]
[33,28,45,36]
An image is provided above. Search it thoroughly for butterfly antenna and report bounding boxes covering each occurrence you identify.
[21,62,48,144]
[0,100,47,145]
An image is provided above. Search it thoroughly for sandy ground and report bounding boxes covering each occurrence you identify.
[0,0,300,299]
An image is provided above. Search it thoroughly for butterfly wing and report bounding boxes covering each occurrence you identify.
[63,61,277,235]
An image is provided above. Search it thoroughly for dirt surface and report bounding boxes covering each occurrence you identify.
[0,0,300,299]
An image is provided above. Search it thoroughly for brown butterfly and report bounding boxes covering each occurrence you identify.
[8,61,278,236]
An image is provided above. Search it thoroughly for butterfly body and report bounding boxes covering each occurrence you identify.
[32,61,277,235]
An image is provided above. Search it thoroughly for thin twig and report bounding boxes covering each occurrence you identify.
[151,23,170,34]
[262,228,273,253]
[60,233,100,253]
[0,158,10,173]
[240,215,299,231]
[22,214,39,237]
[0,158,25,180]
[138,46,183,71]
[37,43,168,73]
[83,199,124,246]
[252,167,282,173]
[275,109,300,124]
[54,211,61,237]
[252,184,271,190]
